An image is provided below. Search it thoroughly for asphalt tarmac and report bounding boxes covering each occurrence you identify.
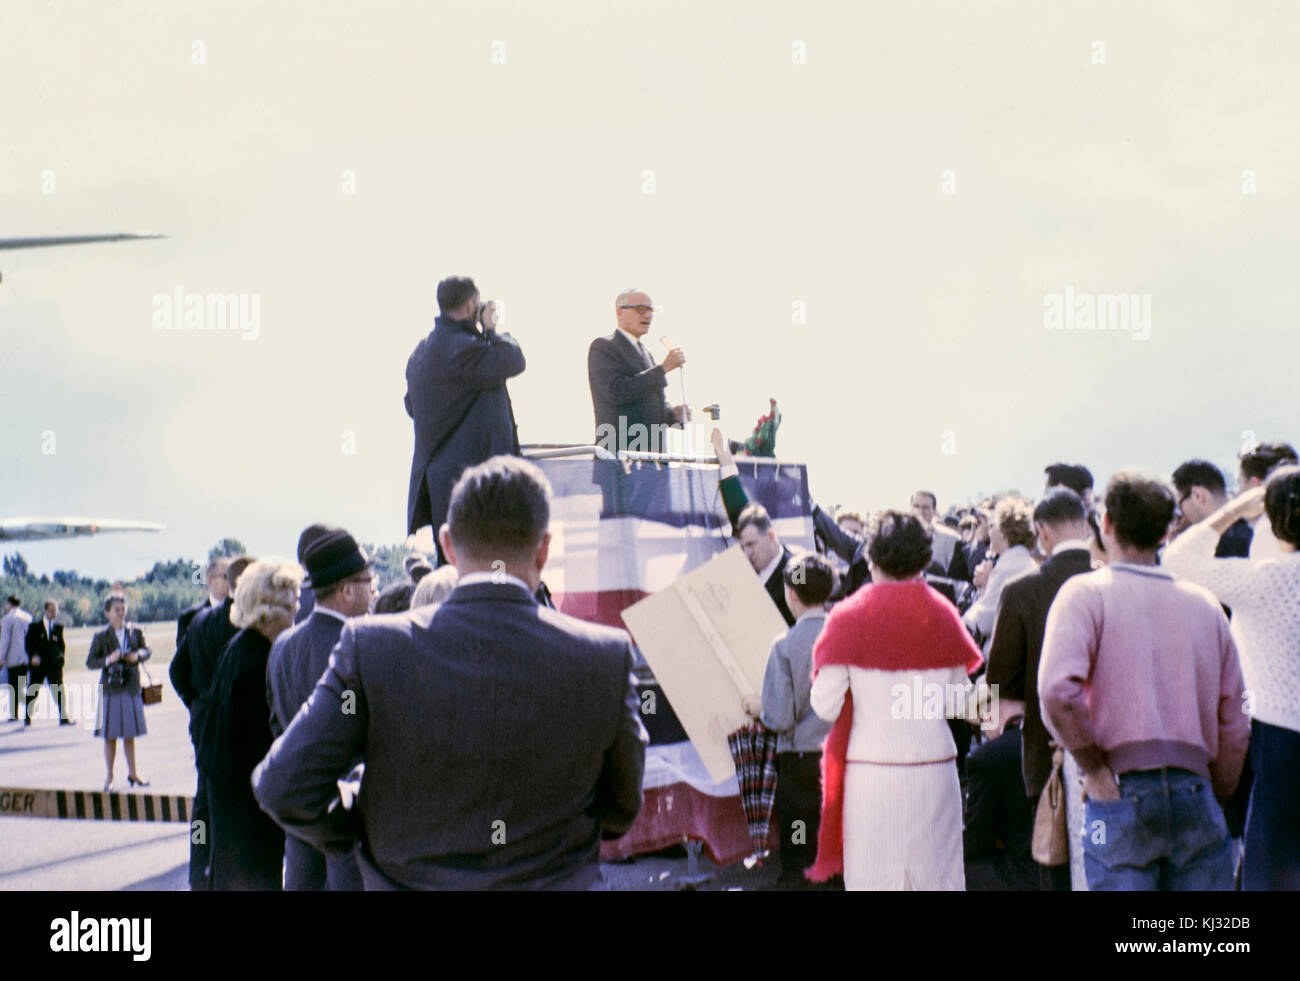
[0,635,776,892]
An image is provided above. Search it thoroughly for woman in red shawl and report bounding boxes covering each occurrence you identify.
[808,510,984,890]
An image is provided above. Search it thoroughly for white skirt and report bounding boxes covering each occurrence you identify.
[843,760,965,890]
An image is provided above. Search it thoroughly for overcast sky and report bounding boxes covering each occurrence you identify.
[2,0,1297,579]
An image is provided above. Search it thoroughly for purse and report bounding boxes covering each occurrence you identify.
[1031,744,1069,866]
[140,663,163,706]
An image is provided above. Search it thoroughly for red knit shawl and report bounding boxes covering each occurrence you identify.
[805,580,985,883]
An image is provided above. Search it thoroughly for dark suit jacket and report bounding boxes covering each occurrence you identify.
[170,598,238,718]
[25,619,65,667]
[293,585,316,625]
[253,581,649,890]
[87,625,151,695]
[812,504,871,596]
[267,610,346,738]
[1216,518,1253,558]
[587,331,677,453]
[405,316,525,534]
[963,722,1040,890]
[984,546,1093,797]
[177,598,213,648]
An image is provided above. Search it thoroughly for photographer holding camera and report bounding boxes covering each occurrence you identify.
[404,275,525,565]
[87,595,152,791]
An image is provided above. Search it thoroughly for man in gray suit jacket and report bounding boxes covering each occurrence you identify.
[254,456,648,889]
[2,597,33,720]
[266,526,375,890]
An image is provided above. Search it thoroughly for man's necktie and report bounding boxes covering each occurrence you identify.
[636,341,653,369]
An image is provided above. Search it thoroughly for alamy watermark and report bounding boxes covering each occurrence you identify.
[152,285,260,340]
[890,676,1000,732]
[1043,285,1151,341]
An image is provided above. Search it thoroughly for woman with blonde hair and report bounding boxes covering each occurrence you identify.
[411,564,459,609]
[962,496,1038,652]
[196,558,301,890]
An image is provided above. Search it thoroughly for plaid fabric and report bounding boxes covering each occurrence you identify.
[727,722,780,859]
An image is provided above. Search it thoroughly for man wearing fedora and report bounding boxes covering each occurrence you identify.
[255,456,647,889]
[266,526,375,890]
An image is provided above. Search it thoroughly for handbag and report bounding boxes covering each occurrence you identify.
[140,664,163,706]
[1031,744,1069,866]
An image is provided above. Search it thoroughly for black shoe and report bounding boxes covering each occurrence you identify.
[128,776,150,788]
[24,717,31,727]
[59,720,74,726]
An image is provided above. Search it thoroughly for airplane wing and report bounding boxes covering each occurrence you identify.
[0,518,165,542]
[0,233,166,251]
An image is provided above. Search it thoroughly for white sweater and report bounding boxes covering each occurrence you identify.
[962,545,1037,653]
[811,665,971,764]
[1163,522,1300,734]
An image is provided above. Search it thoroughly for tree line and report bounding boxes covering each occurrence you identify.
[1,538,411,627]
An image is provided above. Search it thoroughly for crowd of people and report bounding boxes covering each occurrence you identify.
[202,270,1300,891]
[8,273,1295,894]
[788,441,1298,892]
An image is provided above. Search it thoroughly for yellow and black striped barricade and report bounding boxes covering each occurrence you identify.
[0,787,192,823]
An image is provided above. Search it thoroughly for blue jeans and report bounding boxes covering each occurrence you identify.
[1082,768,1233,891]
[1243,719,1300,890]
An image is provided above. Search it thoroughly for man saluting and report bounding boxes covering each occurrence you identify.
[406,275,525,561]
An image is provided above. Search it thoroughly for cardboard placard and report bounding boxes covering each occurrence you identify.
[621,545,789,781]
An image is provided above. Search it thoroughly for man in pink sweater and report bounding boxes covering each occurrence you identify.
[1039,471,1250,891]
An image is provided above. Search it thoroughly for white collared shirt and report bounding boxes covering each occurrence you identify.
[1051,539,1092,556]
[457,571,535,594]
[616,327,650,363]
[312,605,349,623]
[759,549,784,587]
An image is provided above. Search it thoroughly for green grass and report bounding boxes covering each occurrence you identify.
[62,620,179,670]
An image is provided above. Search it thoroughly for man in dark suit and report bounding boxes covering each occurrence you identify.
[170,556,253,890]
[254,456,648,889]
[266,527,373,891]
[963,716,1041,890]
[711,427,797,625]
[405,276,525,557]
[587,288,688,455]
[1172,459,1253,558]
[984,487,1093,890]
[177,557,230,649]
[24,599,70,726]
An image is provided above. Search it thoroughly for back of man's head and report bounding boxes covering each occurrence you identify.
[447,455,551,565]
[782,552,835,608]
[1172,459,1227,499]
[1033,486,1087,527]
[436,276,478,315]
[1044,462,1094,498]
[227,556,255,591]
[1240,441,1299,484]
[1103,471,1175,551]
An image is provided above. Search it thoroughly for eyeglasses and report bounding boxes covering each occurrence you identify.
[618,305,659,315]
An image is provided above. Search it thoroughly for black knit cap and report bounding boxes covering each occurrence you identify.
[301,529,373,590]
